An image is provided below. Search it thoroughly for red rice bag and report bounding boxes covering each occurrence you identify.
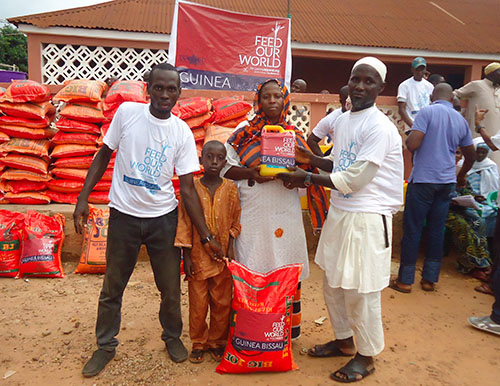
[45,190,78,204]
[0,209,25,277]
[51,132,98,146]
[0,125,56,140]
[1,169,51,182]
[18,211,65,278]
[0,154,49,174]
[59,102,105,123]
[212,97,252,124]
[172,97,212,120]
[216,261,302,374]
[0,137,50,157]
[55,117,100,134]
[50,168,88,181]
[0,180,47,194]
[191,127,205,143]
[0,101,55,120]
[0,131,9,143]
[0,80,51,103]
[104,80,148,106]
[89,191,110,204]
[52,156,94,169]
[53,79,107,103]
[5,192,51,205]
[75,205,109,274]
[204,124,235,145]
[0,115,51,129]
[185,111,213,129]
[50,144,97,158]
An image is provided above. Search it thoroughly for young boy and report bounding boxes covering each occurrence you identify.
[175,140,241,364]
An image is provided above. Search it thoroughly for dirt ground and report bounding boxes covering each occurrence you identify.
[1,248,499,386]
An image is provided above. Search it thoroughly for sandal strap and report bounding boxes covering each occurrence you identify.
[335,359,373,381]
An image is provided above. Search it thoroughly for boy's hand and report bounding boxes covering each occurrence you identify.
[203,238,223,260]
[182,250,195,278]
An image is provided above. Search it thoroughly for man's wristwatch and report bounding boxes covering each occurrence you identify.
[201,234,214,245]
[304,172,313,187]
[475,125,484,133]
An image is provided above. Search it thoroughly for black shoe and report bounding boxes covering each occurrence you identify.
[82,349,116,377]
[165,339,188,363]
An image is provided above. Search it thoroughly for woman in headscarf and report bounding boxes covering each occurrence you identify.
[445,138,497,278]
[223,79,328,339]
[466,138,499,239]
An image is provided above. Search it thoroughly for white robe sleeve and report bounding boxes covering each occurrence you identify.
[221,142,242,176]
[330,160,379,195]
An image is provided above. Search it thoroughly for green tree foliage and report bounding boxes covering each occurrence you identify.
[0,24,28,73]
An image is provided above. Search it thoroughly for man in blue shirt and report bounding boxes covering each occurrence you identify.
[391,83,476,293]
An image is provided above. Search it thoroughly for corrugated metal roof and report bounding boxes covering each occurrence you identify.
[7,0,500,54]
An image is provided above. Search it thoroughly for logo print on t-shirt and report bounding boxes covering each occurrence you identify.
[334,141,356,199]
[335,141,357,172]
[127,144,171,194]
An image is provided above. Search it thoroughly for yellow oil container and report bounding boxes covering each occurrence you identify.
[260,125,296,176]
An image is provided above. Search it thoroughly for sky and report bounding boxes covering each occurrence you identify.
[1,0,108,23]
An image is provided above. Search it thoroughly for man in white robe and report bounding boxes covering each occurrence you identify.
[278,57,403,382]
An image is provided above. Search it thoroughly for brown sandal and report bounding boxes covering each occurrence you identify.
[209,347,225,362]
[474,283,494,296]
[189,349,205,364]
[389,278,412,293]
[420,279,435,292]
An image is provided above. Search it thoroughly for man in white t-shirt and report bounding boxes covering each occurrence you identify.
[307,85,349,156]
[278,57,403,382]
[397,57,434,128]
[74,63,222,377]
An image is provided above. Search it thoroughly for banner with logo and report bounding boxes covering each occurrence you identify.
[168,0,292,91]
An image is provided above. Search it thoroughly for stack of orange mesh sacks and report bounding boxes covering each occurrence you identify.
[100,80,150,193]
[0,80,56,204]
[48,80,109,204]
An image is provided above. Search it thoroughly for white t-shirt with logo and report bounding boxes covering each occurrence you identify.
[397,77,434,123]
[330,105,403,216]
[104,102,200,217]
[312,108,344,139]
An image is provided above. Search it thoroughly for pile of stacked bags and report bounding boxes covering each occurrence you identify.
[48,79,109,204]
[0,79,255,205]
[0,80,56,204]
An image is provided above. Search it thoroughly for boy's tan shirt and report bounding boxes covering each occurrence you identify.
[175,178,241,280]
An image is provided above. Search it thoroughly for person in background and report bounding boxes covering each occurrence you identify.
[428,73,446,87]
[74,63,222,377]
[397,57,434,128]
[455,62,500,147]
[469,106,500,336]
[307,85,349,156]
[223,79,328,340]
[175,140,241,364]
[392,83,475,293]
[445,139,494,281]
[279,57,403,383]
[291,78,307,93]
[467,138,498,244]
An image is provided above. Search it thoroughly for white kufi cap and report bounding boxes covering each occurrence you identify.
[352,57,387,82]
